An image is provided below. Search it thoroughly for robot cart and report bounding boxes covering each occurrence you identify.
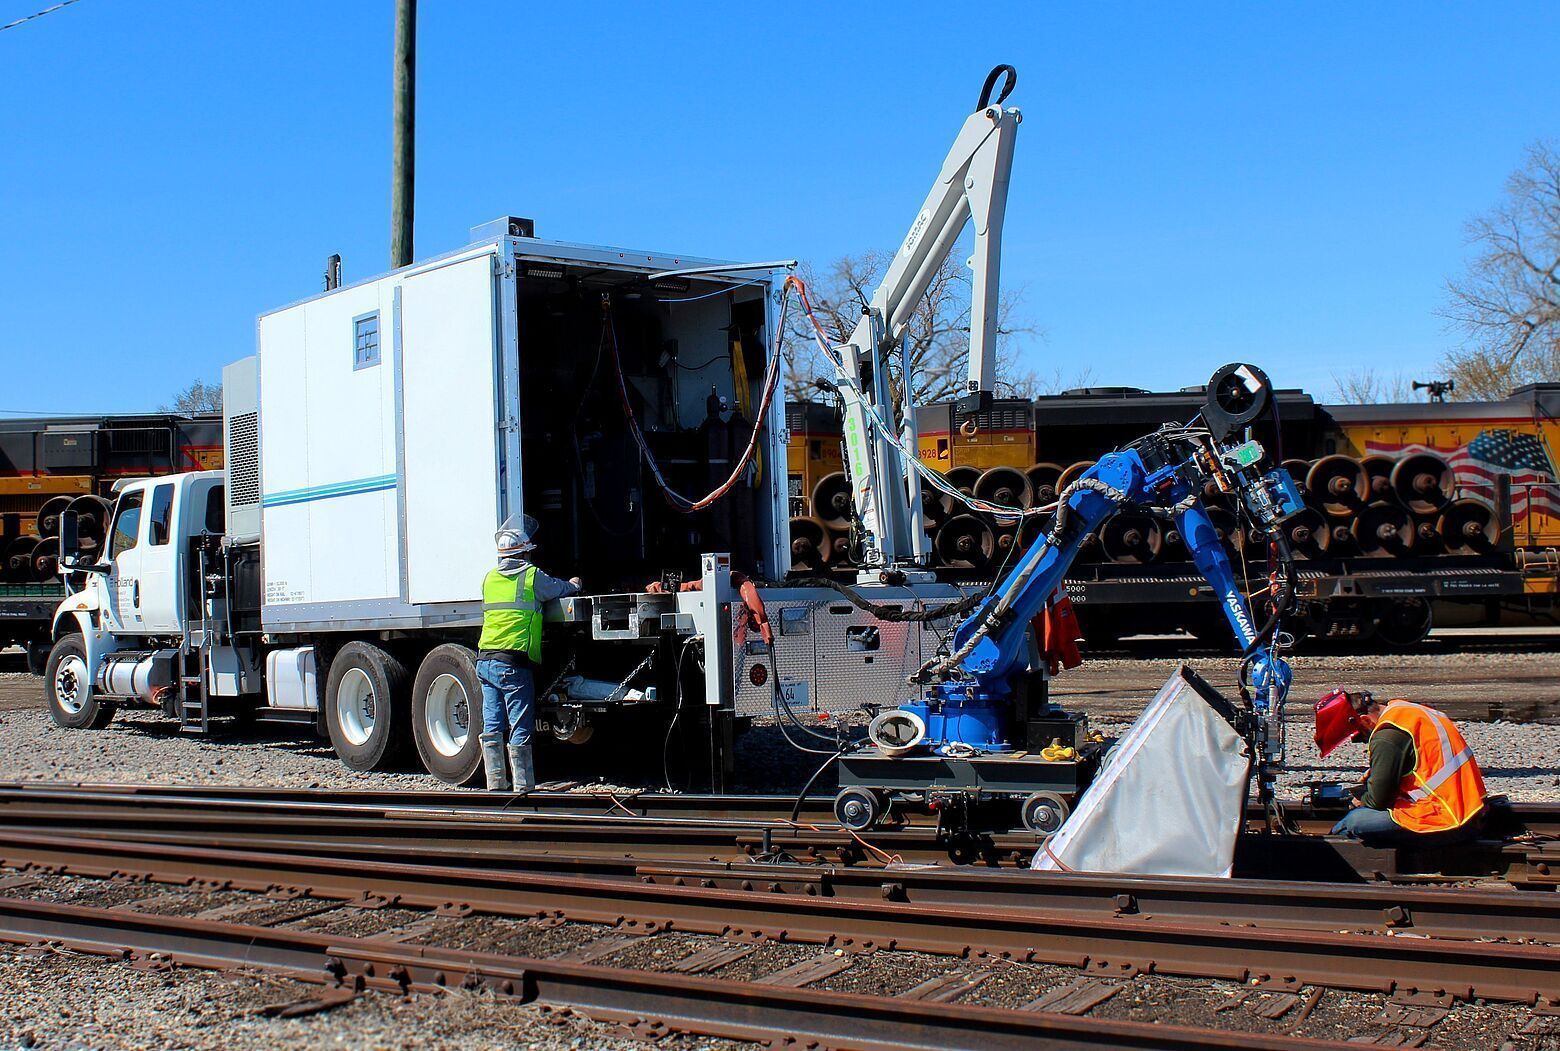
[834,707,1105,836]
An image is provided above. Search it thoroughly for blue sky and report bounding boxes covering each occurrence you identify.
[1,2,1555,415]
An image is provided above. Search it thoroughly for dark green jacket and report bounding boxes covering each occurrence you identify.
[1362,725,1415,809]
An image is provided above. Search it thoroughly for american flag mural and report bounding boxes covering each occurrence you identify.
[1364,429,1560,523]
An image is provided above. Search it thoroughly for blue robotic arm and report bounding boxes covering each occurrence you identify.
[909,364,1303,782]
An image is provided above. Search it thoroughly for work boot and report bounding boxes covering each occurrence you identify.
[508,742,535,794]
[480,733,511,791]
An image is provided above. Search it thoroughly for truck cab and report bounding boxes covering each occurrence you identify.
[91,472,224,638]
[44,471,230,730]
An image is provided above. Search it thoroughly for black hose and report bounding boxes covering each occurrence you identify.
[790,748,846,823]
[1269,393,1286,466]
[661,641,694,790]
[768,643,837,748]
[787,576,985,622]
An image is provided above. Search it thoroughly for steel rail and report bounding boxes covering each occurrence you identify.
[0,802,968,865]
[3,831,1556,1003]
[0,787,1546,881]
[1,815,1554,941]
[2,782,1552,837]
[0,895,1358,1051]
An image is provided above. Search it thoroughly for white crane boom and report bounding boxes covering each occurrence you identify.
[830,66,1021,571]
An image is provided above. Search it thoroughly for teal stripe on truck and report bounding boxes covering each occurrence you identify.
[262,474,397,508]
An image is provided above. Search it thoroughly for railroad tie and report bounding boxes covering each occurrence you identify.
[1021,977,1122,1015]
[1251,991,1302,1021]
[669,941,756,975]
[257,987,360,1020]
[1520,1014,1560,1037]
[368,915,450,944]
[754,952,853,988]
[190,897,341,927]
[902,968,992,1003]
[118,888,201,914]
[1378,1002,1450,1028]
[554,931,645,964]
[1351,1030,1428,1047]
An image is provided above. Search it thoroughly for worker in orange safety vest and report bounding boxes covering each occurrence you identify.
[1313,688,1487,848]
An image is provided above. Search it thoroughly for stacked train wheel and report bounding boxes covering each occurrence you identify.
[0,493,113,584]
[785,441,1494,648]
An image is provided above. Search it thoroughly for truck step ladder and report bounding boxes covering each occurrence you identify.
[177,646,210,734]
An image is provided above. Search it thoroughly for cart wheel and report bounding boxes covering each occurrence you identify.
[833,787,883,832]
[1021,791,1070,835]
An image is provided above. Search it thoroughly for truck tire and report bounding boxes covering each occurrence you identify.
[325,641,411,772]
[45,633,116,730]
[411,644,483,786]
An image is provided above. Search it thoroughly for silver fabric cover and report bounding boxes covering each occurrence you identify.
[1033,666,1249,878]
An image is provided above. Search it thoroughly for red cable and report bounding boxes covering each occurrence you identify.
[604,282,791,513]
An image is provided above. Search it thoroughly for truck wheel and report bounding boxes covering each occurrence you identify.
[45,634,116,730]
[326,642,411,772]
[411,644,483,786]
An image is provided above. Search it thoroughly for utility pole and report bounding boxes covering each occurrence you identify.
[390,0,416,268]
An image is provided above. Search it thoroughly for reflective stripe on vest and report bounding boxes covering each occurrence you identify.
[478,566,543,662]
[1371,700,1486,833]
[482,596,541,612]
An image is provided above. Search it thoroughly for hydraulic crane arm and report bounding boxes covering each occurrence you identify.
[854,74,1020,403]
[832,66,1022,569]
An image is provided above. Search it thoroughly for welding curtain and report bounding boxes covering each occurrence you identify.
[1033,665,1250,878]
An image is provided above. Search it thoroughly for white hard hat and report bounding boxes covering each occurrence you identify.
[496,514,539,556]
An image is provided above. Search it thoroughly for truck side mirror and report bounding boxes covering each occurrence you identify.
[59,510,81,568]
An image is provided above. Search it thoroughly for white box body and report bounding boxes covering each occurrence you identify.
[245,235,787,634]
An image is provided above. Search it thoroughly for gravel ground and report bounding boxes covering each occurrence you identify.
[3,645,1559,799]
[0,945,750,1051]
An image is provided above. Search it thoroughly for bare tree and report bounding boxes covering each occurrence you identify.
[163,379,223,415]
[1439,140,1560,399]
[1031,365,1097,396]
[1329,368,1415,404]
[781,250,1040,408]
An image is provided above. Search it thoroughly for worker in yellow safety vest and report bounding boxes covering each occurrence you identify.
[478,516,580,792]
[1313,688,1487,848]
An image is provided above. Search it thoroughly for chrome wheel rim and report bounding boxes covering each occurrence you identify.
[338,667,377,747]
[54,654,88,715]
[424,672,470,758]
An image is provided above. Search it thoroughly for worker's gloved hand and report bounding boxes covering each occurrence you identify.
[569,576,583,588]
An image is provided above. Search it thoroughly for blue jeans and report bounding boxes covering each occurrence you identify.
[477,658,534,748]
[1331,806,1476,849]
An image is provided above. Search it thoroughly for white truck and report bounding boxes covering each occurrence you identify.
[40,221,969,788]
[40,70,1027,798]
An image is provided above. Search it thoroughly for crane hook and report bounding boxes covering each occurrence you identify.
[977,64,1017,110]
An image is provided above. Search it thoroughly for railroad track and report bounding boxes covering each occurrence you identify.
[1,783,1557,1046]
[0,893,1366,1051]
[0,783,1552,883]
[10,782,1554,834]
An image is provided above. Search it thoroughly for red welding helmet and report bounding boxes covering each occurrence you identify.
[1314,688,1370,758]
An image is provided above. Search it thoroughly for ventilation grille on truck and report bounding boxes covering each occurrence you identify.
[227,412,260,507]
